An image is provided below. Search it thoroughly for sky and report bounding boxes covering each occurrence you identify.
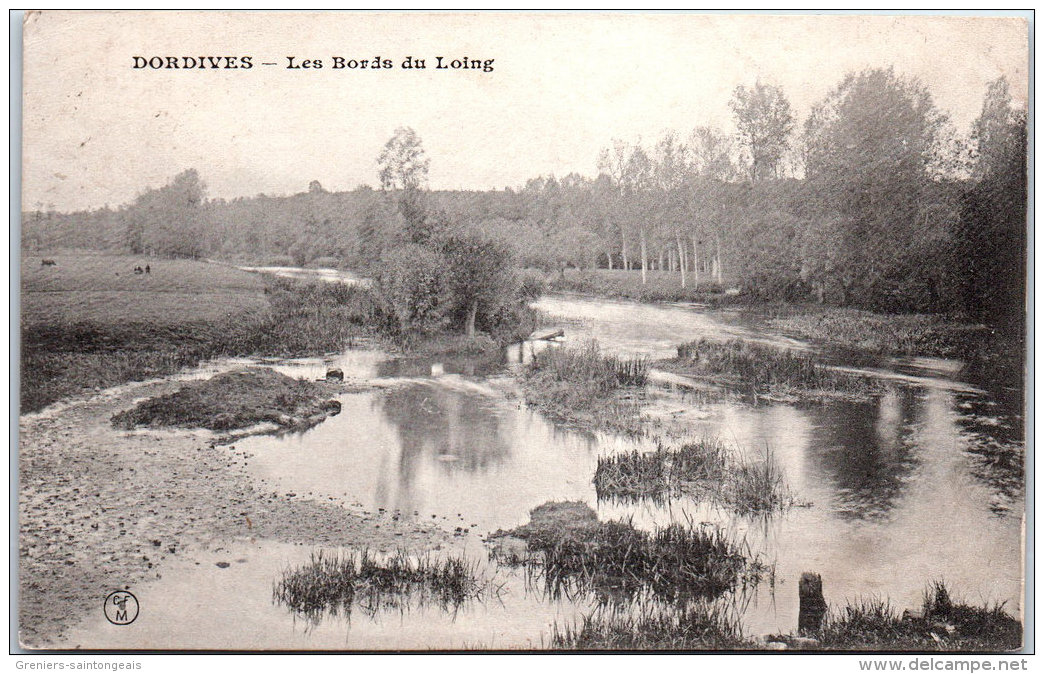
[21,11,1029,212]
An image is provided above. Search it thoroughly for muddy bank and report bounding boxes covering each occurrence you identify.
[18,376,452,649]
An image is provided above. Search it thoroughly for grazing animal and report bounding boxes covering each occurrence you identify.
[40,259,56,266]
[134,266,143,274]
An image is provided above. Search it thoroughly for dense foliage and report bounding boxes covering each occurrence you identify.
[24,71,1026,326]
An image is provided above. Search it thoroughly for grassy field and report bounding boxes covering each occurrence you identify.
[21,253,268,326]
[20,252,379,413]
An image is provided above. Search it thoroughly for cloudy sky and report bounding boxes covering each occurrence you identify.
[22,11,1028,212]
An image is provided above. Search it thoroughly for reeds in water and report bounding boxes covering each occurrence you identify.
[528,339,649,389]
[522,340,649,433]
[499,501,764,604]
[723,446,793,516]
[594,439,728,504]
[273,549,491,623]
[595,439,793,517]
[550,599,745,650]
[674,338,876,396]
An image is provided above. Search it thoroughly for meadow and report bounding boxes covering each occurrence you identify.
[20,252,377,412]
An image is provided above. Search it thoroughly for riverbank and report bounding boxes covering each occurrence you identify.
[21,253,534,414]
[542,268,736,304]
[539,268,1020,371]
[18,374,453,648]
[763,304,999,360]
[550,582,1023,651]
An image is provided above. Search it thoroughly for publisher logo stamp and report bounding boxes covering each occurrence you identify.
[104,590,139,625]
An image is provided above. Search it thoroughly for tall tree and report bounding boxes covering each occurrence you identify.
[802,67,950,309]
[598,139,632,270]
[653,131,691,287]
[686,126,740,284]
[729,82,794,181]
[377,126,430,191]
[624,142,654,284]
[955,76,1027,330]
[377,127,436,243]
[123,169,207,258]
[971,77,1026,181]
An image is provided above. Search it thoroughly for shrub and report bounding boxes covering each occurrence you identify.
[373,243,450,336]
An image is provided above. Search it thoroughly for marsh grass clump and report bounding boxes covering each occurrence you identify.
[529,340,649,389]
[671,338,878,399]
[594,439,728,504]
[611,355,651,387]
[496,501,763,603]
[723,446,793,516]
[273,549,491,623]
[818,581,1022,651]
[595,440,793,517]
[522,341,648,433]
[550,600,745,650]
[110,367,331,431]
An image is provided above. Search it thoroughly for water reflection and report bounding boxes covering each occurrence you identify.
[219,293,1025,643]
[243,381,642,533]
[802,391,920,521]
[375,353,504,379]
[377,384,513,476]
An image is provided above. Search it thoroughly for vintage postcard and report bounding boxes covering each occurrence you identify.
[17,11,1029,652]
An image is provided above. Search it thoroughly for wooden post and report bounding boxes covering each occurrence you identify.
[799,572,827,636]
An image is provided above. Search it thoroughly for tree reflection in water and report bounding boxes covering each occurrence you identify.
[376,383,514,509]
[802,388,921,520]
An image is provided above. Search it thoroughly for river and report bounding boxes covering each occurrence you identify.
[59,269,1024,650]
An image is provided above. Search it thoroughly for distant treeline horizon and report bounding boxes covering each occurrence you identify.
[23,68,1026,332]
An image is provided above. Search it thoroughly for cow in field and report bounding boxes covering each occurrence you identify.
[40,259,56,267]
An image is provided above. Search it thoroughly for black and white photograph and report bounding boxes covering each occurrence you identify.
[14,10,1029,653]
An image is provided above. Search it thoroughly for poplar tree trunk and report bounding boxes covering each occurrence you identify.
[715,237,724,284]
[676,235,686,288]
[640,229,648,285]
[465,300,478,337]
[622,238,630,271]
[691,235,699,289]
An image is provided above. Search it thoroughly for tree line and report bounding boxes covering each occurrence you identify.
[23,67,1026,333]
